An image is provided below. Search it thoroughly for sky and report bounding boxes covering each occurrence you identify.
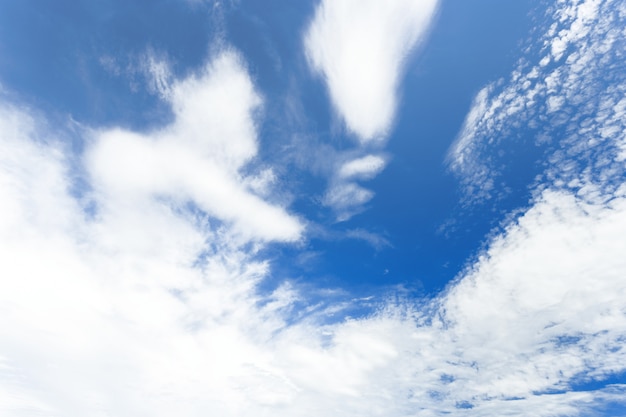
[0,0,625,416]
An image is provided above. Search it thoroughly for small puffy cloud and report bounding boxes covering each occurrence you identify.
[338,154,386,180]
[323,182,374,221]
[304,0,439,142]
[321,154,387,221]
[2,89,626,416]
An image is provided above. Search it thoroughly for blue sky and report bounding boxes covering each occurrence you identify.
[1,0,626,416]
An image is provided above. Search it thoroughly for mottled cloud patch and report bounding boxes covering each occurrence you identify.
[447,0,626,204]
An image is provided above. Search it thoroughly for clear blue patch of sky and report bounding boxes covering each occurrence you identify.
[356,0,541,295]
[0,0,217,129]
[257,0,540,298]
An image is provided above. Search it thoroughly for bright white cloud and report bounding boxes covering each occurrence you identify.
[338,155,386,180]
[304,0,437,221]
[322,154,387,221]
[435,187,626,410]
[2,1,626,414]
[3,89,626,415]
[305,0,439,143]
[87,52,303,243]
[0,53,307,416]
[447,0,626,204]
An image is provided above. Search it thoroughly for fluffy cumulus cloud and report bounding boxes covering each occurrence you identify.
[305,0,439,143]
[2,1,626,416]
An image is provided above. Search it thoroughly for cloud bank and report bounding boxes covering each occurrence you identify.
[2,88,626,414]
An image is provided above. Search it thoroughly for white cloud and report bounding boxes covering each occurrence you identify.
[304,0,439,143]
[320,154,387,221]
[338,155,386,180]
[436,187,626,408]
[323,182,374,221]
[0,52,304,414]
[303,0,438,221]
[344,228,390,250]
[141,49,173,99]
[3,89,626,415]
[447,0,626,204]
[87,51,303,243]
[2,3,626,415]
